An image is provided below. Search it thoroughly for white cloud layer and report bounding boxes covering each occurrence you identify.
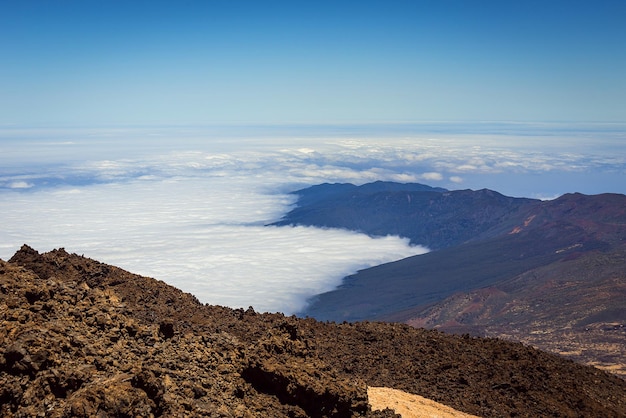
[0,169,426,314]
[0,123,624,313]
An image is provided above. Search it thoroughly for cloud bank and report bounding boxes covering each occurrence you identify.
[0,153,427,314]
[0,123,624,313]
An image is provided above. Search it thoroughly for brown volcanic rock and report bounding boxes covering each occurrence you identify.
[2,246,626,417]
[1,247,384,417]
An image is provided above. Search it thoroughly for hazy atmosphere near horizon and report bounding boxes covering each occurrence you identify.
[1,1,625,314]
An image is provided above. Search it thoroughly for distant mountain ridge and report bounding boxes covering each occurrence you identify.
[275,181,626,377]
[273,180,539,250]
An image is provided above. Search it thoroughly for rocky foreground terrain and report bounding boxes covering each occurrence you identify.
[2,246,626,417]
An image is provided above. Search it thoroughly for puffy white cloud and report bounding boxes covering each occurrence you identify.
[420,172,443,181]
[8,181,33,189]
[455,164,479,172]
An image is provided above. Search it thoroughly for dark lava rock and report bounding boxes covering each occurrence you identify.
[1,245,625,417]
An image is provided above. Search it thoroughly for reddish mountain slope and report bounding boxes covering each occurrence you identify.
[395,245,626,378]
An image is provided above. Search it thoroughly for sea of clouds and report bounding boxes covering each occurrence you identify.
[1,123,624,314]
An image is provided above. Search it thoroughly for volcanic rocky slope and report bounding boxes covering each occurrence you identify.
[2,246,626,417]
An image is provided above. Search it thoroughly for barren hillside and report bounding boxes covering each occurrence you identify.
[2,246,626,417]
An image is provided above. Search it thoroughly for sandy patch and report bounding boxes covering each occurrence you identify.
[368,387,480,418]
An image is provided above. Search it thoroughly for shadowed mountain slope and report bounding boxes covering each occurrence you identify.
[281,183,626,377]
[273,181,538,250]
[2,246,626,417]
[294,186,626,320]
[395,245,626,378]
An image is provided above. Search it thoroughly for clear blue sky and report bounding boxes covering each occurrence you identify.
[2,0,625,126]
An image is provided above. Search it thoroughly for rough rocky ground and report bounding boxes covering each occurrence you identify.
[2,245,626,417]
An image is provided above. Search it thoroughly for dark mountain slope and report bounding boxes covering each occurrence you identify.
[288,186,626,321]
[396,244,626,378]
[3,246,626,417]
[283,181,447,209]
[300,191,626,321]
[519,192,626,245]
[301,218,604,322]
[273,182,539,250]
[289,185,626,378]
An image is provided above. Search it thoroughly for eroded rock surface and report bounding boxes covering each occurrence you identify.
[1,245,625,417]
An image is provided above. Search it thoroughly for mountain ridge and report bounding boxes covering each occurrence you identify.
[277,182,626,378]
[273,182,540,250]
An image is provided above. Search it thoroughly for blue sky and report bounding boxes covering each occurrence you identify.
[2,0,625,126]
